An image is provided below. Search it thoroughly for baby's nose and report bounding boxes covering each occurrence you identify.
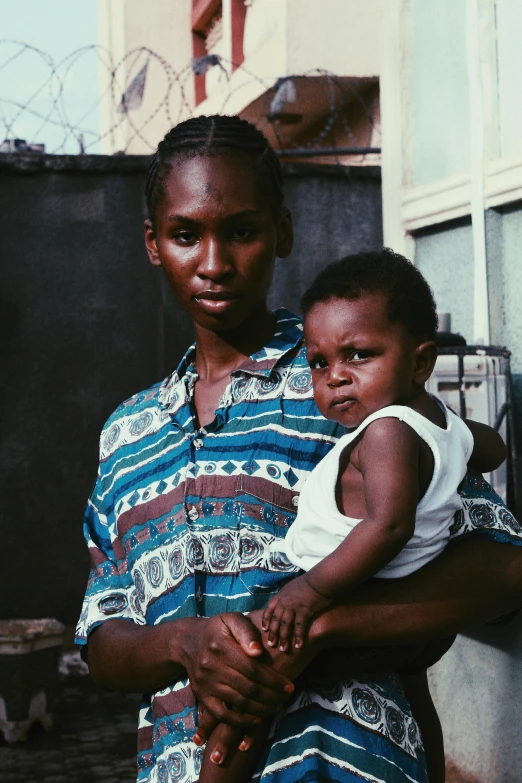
[327,365,352,387]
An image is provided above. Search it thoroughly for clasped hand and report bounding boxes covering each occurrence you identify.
[181,612,294,731]
[184,609,321,766]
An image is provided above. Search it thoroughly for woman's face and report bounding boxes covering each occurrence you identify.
[144,152,293,334]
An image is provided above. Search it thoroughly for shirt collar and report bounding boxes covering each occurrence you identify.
[158,308,303,410]
[234,308,303,377]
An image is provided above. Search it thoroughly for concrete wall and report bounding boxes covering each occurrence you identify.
[269,164,383,312]
[429,614,522,783]
[0,154,382,624]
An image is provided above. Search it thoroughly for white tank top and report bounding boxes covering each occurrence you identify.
[284,399,474,578]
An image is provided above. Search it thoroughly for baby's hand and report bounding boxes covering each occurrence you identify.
[262,575,332,651]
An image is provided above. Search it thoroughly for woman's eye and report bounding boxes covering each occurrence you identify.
[231,227,254,240]
[173,230,197,245]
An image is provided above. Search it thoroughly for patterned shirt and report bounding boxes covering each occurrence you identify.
[76,309,522,783]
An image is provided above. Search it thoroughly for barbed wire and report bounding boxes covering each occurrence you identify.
[0,41,380,158]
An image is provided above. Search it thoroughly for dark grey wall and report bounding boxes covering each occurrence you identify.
[269,163,383,312]
[0,154,382,623]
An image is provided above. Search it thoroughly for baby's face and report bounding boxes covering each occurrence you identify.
[304,292,420,428]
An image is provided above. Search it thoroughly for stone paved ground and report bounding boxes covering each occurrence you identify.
[0,662,141,783]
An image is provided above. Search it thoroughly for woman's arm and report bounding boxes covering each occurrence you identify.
[192,535,522,752]
[466,419,507,473]
[87,613,294,728]
[309,536,522,650]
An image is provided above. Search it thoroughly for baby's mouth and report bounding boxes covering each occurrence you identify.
[331,396,356,411]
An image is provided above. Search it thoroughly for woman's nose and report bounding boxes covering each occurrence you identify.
[196,239,234,281]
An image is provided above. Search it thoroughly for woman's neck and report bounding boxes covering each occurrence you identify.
[193,306,276,383]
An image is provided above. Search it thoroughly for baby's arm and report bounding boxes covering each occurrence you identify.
[263,418,420,650]
[465,418,507,473]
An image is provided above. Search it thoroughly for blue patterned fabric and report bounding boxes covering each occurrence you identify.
[76,309,521,783]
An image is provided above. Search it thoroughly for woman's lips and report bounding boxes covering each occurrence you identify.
[194,291,239,313]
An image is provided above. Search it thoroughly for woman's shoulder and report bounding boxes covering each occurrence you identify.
[98,373,177,462]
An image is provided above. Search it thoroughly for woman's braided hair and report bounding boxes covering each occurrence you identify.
[145,115,284,220]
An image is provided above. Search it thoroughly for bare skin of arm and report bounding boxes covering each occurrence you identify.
[195,536,522,767]
[465,418,507,473]
[263,418,421,651]
[87,613,294,728]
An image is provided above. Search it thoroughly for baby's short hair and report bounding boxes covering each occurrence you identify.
[301,248,438,342]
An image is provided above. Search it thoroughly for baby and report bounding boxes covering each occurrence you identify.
[262,249,506,782]
[265,249,506,647]
[200,249,506,783]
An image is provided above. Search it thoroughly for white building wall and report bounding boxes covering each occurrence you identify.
[381,4,522,776]
[98,0,193,154]
[408,0,471,187]
[99,0,383,149]
[285,0,382,76]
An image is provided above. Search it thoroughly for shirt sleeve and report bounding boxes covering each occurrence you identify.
[75,461,141,648]
[450,472,522,546]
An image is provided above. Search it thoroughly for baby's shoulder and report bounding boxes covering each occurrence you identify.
[357,415,424,461]
[363,413,421,438]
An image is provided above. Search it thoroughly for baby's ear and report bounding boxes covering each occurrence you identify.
[413,341,437,385]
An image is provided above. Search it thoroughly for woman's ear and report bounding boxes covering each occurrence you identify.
[275,207,294,258]
[413,341,438,385]
[144,219,161,267]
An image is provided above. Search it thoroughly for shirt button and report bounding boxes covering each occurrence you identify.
[292,495,299,507]
[193,438,203,449]
[188,506,199,521]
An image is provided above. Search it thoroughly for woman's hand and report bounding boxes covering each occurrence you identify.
[180,612,295,729]
[193,609,321,753]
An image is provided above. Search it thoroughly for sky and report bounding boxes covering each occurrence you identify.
[0,0,100,153]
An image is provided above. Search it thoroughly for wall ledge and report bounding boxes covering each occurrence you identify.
[0,154,380,180]
[0,154,151,174]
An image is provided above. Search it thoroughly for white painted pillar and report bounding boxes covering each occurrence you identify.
[380,0,412,259]
[466,0,490,344]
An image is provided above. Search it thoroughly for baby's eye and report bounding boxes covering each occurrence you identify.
[308,356,328,370]
[350,350,372,362]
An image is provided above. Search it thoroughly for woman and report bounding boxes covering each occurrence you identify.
[76,115,522,782]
